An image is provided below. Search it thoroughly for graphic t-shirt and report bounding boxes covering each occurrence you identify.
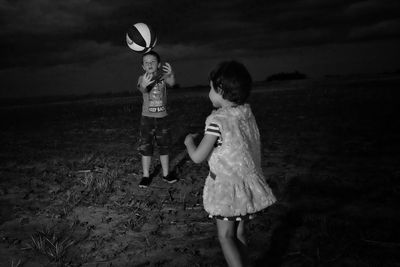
[140,78,168,118]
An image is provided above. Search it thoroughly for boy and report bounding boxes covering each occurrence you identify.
[137,50,177,188]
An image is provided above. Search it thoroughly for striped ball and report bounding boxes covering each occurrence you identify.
[126,23,157,53]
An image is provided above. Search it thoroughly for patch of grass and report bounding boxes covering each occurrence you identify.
[10,259,22,267]
[126,211,147,231]
[26,225,75,263]
[78,167,115,193]
[95,168,116,193]
[78,170,94,187]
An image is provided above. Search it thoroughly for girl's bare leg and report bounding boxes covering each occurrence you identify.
[217,219,244,267]
[237,220,249,266]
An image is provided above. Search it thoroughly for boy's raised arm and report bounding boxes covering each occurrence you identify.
[162,62,175,87]
[137,73,154,93]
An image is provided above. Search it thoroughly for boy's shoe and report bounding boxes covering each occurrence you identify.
[139,176,151,188]
[163,171,178,184]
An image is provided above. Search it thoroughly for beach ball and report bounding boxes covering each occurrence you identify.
[126,22,157,53]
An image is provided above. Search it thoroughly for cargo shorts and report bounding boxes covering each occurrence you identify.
[138,116,170,156]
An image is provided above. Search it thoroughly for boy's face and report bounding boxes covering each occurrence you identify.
[142,54,160,75]
[209,81,223,108]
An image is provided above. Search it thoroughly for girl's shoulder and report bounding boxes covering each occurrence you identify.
[206,104,254,126]
[213,104,252,118]
[205,111,219,126]
[206,108,227,123]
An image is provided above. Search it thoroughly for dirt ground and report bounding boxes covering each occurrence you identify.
[1,75,400,266]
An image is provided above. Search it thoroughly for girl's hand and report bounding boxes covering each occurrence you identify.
[140,72,154,88]
[185,133,216,163]
[163,62,173,76]
[184,133,199,146]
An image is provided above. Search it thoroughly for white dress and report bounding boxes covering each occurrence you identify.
[203,104,276,218]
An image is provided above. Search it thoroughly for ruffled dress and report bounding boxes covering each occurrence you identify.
[203,104,276,219]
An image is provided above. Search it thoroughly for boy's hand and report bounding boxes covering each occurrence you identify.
[162,62,173,76]
[140,72,154,89]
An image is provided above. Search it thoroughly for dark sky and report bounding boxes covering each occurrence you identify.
[1,0,400,98]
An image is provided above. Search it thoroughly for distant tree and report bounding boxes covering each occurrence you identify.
[266,71,307,82]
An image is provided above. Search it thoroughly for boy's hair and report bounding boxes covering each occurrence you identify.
[142,50,161,63]
[209,60,252,105]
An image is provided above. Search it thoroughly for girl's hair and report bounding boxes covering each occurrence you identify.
[142,50,161,63]
[209,61,252,105]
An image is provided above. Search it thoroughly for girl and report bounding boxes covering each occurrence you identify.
[184,61,276,267]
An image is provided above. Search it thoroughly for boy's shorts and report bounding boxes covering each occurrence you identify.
[138,116,170,156]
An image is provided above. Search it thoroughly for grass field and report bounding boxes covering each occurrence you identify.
[1,75,399,266]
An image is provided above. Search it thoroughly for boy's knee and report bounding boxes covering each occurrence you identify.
[158,146,169,155]
[156,131,170,155]
[138,144,153,156]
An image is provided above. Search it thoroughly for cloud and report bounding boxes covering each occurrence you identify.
[1,0,88,34]
[349,19,400,40]
[345,0,381,16]
[344,0,400,25]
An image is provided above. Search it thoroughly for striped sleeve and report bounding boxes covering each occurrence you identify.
[205,122,221,137]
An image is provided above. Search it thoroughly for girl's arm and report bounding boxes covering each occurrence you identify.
[184,133,217,164]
